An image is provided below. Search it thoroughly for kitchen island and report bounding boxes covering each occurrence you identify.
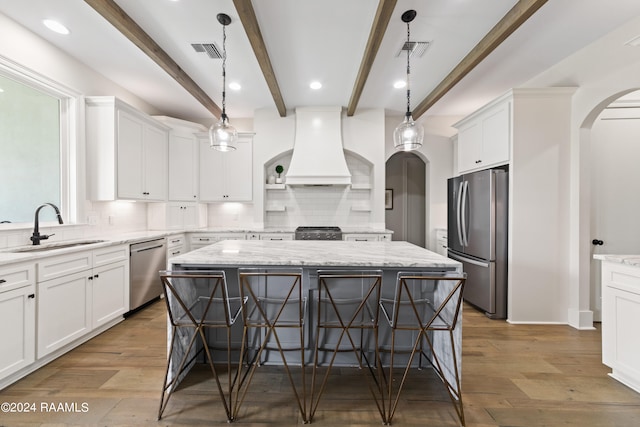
[166,240,463,390]
[594,254,640,393]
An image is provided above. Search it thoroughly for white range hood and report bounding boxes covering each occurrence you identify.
[285,106,351,186]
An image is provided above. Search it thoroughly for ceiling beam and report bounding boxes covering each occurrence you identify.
[412,0,548,119]
[347,0,397,116]
[84,0,222,118]
[233,0,287,117]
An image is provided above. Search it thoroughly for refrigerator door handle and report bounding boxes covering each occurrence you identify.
[461,180,469,246]
[448,251,490,268]
[456,181,464,246]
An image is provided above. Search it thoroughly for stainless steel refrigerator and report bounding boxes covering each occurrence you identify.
[447,168,508,319]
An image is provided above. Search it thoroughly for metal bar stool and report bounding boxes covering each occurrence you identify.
[309,270,386,423]
[158,270,244,422]
[379,271,466,426]
[234,268,308,422]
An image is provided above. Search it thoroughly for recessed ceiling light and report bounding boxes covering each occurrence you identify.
[393,80,406,89]
[43,19,70,35]
[228,82,241,91]
[310,81,322,90]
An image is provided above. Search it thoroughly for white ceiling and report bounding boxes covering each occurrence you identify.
[2,0,640,124]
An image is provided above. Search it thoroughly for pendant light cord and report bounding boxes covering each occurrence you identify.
[405,20,411,117]
[221,23,227,120]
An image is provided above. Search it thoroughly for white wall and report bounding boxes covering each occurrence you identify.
[521,13,640,328]
[508,89,574,323]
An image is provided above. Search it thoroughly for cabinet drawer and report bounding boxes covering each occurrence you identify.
[167,246,185,257]
[343,234,378,242]
[93,244,129,267]
[0,263,35,293]
[259,233,294,241]
[167,235,185,249]
[37,252,92,282]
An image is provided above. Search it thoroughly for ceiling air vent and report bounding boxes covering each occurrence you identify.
[396,41,430,58]
[191,43,222,59]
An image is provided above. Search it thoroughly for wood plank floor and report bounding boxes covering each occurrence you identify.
[1,301,639,426]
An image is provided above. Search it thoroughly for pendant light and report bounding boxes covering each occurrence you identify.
[209,13,237,152]
[393,10,424,152]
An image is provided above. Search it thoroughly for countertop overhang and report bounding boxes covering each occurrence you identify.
[169,240,460,269]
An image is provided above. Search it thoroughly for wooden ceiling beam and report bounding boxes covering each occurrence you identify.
[84,0,222,118]
[233,0,287,117]
[412,0,548,119]
[347,0,397,116]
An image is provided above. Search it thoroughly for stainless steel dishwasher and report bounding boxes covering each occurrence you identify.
[128,238,166,314]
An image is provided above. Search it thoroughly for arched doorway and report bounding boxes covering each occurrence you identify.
[385,152,426,247]
[588,90,640,321]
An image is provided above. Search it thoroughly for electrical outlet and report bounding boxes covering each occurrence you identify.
[88,215,98,226]
[108,215,115,225]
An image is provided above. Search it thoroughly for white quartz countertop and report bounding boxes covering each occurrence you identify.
[169,240,460,269]
[0,228,395,267]
[594,254,640,267]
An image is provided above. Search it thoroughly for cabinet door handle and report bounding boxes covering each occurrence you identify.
[28,294,35,299]
[88,276,93,281]
[94,274,99,279]
[0,279,6,284]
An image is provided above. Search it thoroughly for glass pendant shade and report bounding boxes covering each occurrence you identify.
[209,114,237,152]
[394,113,424,151]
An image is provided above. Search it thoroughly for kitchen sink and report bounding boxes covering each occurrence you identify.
[8,239,107,253]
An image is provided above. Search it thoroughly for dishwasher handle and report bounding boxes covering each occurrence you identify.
[132,244,164,254]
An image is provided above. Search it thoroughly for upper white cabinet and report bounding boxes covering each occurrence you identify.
[199,133,254,202]
[454,94,511,174]
[86,96,169,201]
[154,116,207,202]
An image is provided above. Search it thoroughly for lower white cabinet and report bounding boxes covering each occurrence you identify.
[189,233,246,251]
[37,270,91,358]
[167,234,186,257]
[36,245,129,359]
[0,281,35,380]
[601,260,640,393]
[91,261,129,329]
[343,233,392,242]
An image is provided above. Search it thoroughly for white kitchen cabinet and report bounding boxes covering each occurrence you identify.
[199,133,254,202]
[454,94,510,174]
[189,232,246,251]
[435,229,448,257]
[37,245,129,358]
[259,233,294,241]
[37,270,91,358]
[343,233,391,242]
[600,259,640,393]
[0,263,36,381]
[86,96,169,201]
[147,202,207,230]
[154,116,207,202]
[167,234,186,257]
[91,260,129,329]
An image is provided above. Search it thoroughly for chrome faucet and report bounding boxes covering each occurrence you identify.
[30,203,64,245]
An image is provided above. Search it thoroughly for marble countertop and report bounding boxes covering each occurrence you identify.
[0,227,395,267]
[593,254,640,267]
[170,240,460,269]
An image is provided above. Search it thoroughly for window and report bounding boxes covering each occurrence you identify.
[0,58,79,225]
